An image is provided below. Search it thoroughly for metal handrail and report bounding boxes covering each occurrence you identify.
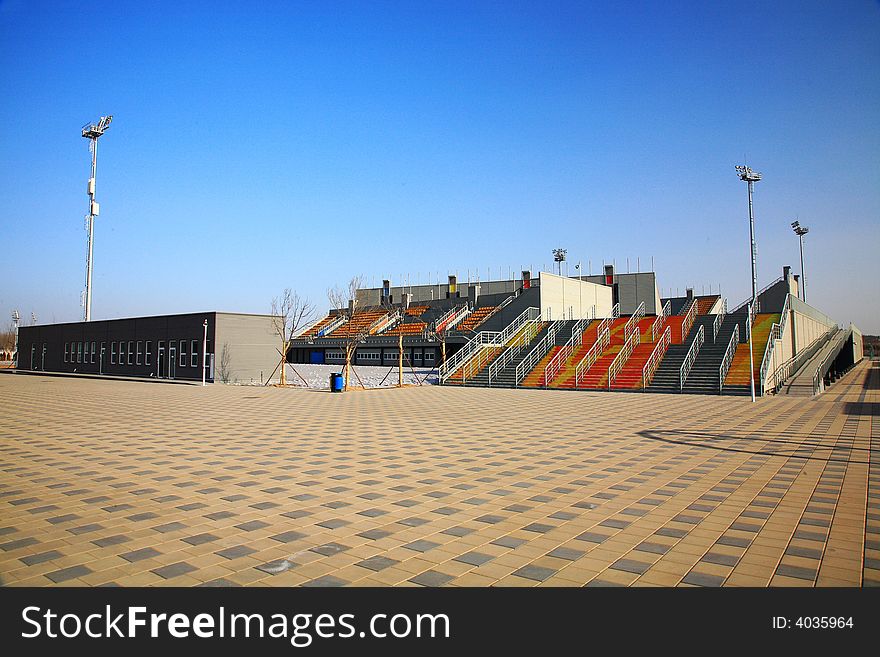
[316,313,347,338]
[370,310,402,335]
[651,300,671,342]
[623,302,646,339]
[711,297,726,343]
[718,324,740,394]
[642,325,672,388]
[610,302,621,320]
[812,328,848,395]
[767,325,837,394]
[515,321,561,385]
[758,294,792,392]
[574,325,611,386]
[433,305,468,333]
[543,312,593,386]
[731,275,784,314]
[439,306,539,381]
[608,328,641,388]
[679,298,698,343]
[488,317,543,385]
[293,314,327,339]
[679,324,705,389]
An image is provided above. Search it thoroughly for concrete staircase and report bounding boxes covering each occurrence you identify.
[463,322,555,388]
[518,321,579,387]
[647,315,716,393]
[681,312,750,395]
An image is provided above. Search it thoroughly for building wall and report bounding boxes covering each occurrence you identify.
[214,313,281,385]
[579,272,660,315]
[761,295,839,391]
[16,313,217,381]
[355,277,533,307]
[537,272,613,320]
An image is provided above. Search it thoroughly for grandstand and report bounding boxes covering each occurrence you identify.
[288,264,863,397]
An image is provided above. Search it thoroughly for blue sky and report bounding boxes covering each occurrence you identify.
[2,0,878,331]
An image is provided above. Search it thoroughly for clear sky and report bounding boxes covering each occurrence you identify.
[2,1,878,332]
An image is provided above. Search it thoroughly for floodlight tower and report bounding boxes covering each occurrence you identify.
[81,115,113,322]
[736,164,761,403]
[553,248,567,276]
[11,310,20,367]
[791,221,809,303]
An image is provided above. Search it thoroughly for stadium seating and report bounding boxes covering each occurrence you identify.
[696,295,720,315]
[609,317,662,390]
[405,305,429,317]
[384,321,428,336]
[723,313,780,386]
[457,306,497,332]
[302,313,341,338]
[329,310,388,338]
[553,317,629,388]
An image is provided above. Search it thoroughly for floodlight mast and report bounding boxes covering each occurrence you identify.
[792,221,809,303]
[735,164,761,403]
[81,115,113,322]
[553,248,567,276]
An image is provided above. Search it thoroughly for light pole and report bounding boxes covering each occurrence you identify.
[736,164,761,403]
[202,319,208,386]
[791,221,809,303]
[81,115,113,322]
[11,310,19,367]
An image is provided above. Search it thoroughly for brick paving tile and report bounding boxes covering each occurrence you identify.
[0,361,875,587]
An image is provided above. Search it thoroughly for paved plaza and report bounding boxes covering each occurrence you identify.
[0,361,877,587]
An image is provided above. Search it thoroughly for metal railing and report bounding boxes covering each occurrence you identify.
[293,315,327,339]
[767,326,837,395]
[718,324,740,394]
[316,314,347,338]
[434,304,469,333]
[758,294,791,393]
[679,298,698,343]
[574,324,611,387]
[622,302,646,340]
[642,325,672,388]
[439,306,539,382]
[812,328,848,395]
[370,310,401,335]
[608,327,641,388]
[543,313,594,386]
[711,297,726,343]
[488,316,544,386]
[610,302,621,320]
[679,324,705,389]
[731,275,784,314]
[515,321,562,385]
[651,300,671,342]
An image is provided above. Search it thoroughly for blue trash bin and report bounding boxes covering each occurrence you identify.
[330,372,344,392]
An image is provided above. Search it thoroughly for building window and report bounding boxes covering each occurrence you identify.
[136,341,142,365]
[424,352,435,362]
[179,340,187,367]
[145,341,152,366]
[83,341,89,363]
[119,341,125,365]
[127,341,134,365]
[90,341,96,364]
[111,342,117,364]
[191,340,199,367]
[64,343,69,363]
[100,342,105,365]
[77,342,82,363]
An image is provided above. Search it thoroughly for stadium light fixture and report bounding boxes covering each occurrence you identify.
[553,248,567,276]
[791,221,809,303]
[736,164,761,403]
[81,114,113,321]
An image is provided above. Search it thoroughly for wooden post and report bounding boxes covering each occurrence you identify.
[398,334,403,387]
